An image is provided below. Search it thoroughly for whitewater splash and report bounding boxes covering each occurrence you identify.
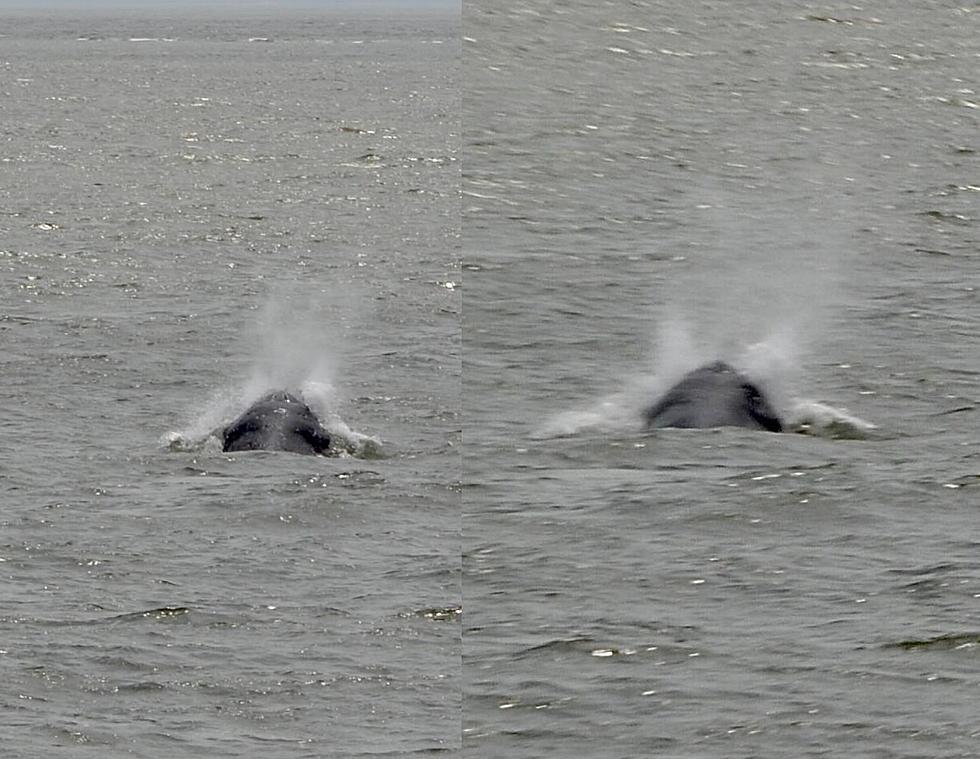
[534,325,875,440]
[166,381,383,459]
[165,290,384,458]
[783,400,877,439]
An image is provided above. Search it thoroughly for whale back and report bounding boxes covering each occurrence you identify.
[643,361,782,432]
[222,391,332,454]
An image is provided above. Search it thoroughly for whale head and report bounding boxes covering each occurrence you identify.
[643,361,783,432]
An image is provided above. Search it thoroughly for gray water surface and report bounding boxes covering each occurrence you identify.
[1,8,460,757]
[464,1,978,757]
[4,1,979,756]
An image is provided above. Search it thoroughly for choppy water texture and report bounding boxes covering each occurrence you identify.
[464,1,978,757]
[1,8,460,757]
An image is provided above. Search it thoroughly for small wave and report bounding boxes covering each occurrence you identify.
[41,607,190,627]
[411,606,461,622]
[884,632,980,651]
[532,401,633,439]
[163,428,223,454]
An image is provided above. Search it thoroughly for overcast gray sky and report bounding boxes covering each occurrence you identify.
[0,0,458,9]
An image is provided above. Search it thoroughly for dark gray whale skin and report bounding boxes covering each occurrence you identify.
[643,361,783,432]
[222,391,331,454]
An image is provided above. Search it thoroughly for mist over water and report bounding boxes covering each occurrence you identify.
[649,185,855,364]
[168,281,391,458]
[242,288,348,403]
[241,286,388,455]
[538,247,866,441]
[534,188,871,438]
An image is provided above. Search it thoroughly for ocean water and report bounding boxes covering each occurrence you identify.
[1,7,460,757]
[4,1,979,756]
[464,1,979,757]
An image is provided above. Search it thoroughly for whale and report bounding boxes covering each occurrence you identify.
[221,391,332,454]
[642,361,783,432]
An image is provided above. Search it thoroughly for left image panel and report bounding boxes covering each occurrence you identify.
[0,2,460,755]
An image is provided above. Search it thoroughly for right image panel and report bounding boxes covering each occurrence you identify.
[463,1,979,757]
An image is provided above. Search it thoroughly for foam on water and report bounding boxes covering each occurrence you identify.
[785,399,878,439]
